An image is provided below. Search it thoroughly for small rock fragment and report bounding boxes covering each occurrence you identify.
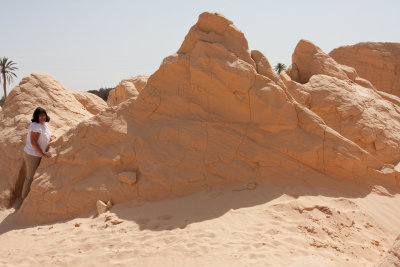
[96,200,108,215]
[111,220,123,225]
[118,172,137,185]
[106,200,113,209]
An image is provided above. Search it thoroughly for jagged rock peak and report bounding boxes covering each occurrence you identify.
[178,12,255,68]
[290,39,351,84]
[107,75,148,106]
[250,50,280,83]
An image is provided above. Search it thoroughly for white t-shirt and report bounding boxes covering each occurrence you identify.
[24,122,52,157]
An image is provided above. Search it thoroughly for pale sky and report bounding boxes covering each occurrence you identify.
[1,0,399,98]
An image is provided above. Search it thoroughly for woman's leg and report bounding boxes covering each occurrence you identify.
[21,152,42,199]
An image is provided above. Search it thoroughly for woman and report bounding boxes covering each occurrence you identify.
[21,107,52,199]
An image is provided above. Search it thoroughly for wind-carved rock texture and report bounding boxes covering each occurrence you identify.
[2,13,399,223]
[282,40,400,166]
[0,73,107,207]
[107,75,148,106]
[329,42,400,97]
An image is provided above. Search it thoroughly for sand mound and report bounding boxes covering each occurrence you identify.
[107,75,148,106]
[0,73,106,207]
[0,12,394,224]
[329,42,400,97]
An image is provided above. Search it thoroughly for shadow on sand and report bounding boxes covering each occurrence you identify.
[108,174,398,232]
[0,173,398,234]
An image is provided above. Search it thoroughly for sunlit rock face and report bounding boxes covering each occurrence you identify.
[329,42,400,97]
[282,40,400,165]
[1,13,398,224]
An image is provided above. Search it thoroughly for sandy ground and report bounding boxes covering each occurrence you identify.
[0,178,399,267]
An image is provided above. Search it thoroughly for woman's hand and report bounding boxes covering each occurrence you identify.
[44,151,52,158]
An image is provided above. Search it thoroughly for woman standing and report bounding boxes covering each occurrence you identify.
[21,107,52,199]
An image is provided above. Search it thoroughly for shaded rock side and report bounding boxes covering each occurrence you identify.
[329,42,400,97]
[107,75,148,106]
[282,40,400,165]
[13,13,396,224]
[0,73,107,207]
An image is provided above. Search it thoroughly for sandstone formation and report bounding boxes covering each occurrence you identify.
[0,73,107,207]
[107,75,148,106]
[329,42,400,97]
[0,13,398,224]
[282,40,400,165]
[376,235,400,267]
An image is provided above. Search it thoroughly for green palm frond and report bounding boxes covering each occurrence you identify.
[0,57,18,99]
[274,63,287,74]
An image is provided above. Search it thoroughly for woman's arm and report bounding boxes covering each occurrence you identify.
[46,135,56,152]
[30,132,51,158]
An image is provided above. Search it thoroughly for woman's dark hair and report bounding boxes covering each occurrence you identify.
[31,107,50,123]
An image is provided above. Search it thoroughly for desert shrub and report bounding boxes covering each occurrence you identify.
[87,87,113,101]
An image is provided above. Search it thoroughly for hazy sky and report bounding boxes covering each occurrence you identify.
[1,0,399,98]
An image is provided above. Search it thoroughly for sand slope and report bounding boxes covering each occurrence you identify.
[1,178,399,266]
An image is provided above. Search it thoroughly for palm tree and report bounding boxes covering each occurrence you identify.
[0,57,18,99]
[274,63,287,74]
